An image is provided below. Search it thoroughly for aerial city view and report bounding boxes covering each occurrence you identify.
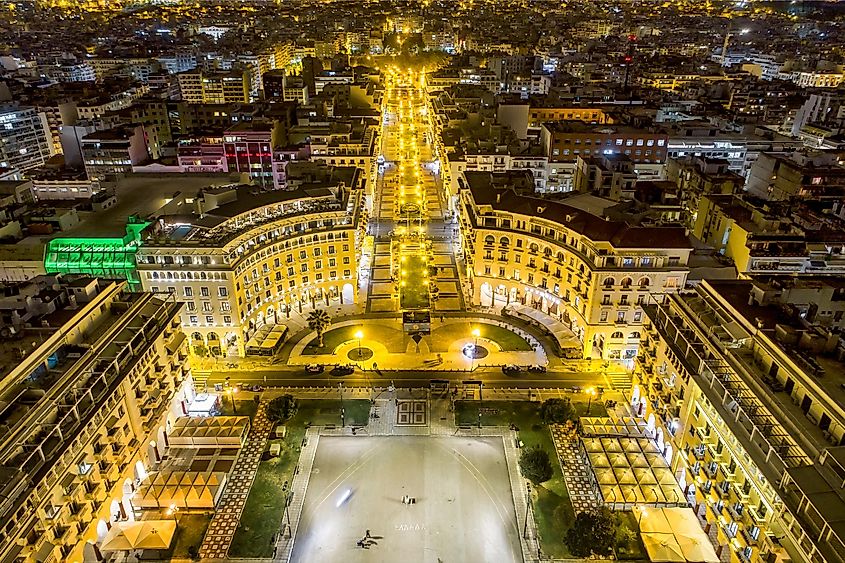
[2,0,845,562]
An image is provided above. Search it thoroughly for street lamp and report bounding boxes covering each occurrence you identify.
[585,387,597,416]
[354,330,364,361]
[523,483,532,539]
[470,327,481,369]
[226,387,237,415]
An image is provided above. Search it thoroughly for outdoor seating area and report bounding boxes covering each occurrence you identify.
[634,507,720,563]
[581,436,686,510]
[580,416,651,438]
[168,416,250,448]
[502,302,581,355]
[101,520,177,553]
[134,471,228,509]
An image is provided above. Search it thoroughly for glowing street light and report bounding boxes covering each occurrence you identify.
[470,328,481,371]
[354,329,364,362]
[585,387,597,415]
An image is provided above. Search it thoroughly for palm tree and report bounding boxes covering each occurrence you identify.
[307,309,331,347]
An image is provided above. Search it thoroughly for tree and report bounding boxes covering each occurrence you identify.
[564,508,617,557]
[539,397,575,424]
[519,446,553,485]
[266,394,298,423]
[307,309,331,347]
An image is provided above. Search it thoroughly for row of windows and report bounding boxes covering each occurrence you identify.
[241,254,351,286]
[187,314,232,326]
[233,233,351,274]
[553,137,666,147]
[180,286,228,298]
[181,300,231,313]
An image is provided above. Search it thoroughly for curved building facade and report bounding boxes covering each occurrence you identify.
[137,180,364,356]
[459,170,692,361]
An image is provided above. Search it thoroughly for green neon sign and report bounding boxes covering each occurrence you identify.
[44,217,150,286]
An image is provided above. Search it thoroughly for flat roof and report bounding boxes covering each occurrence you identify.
[56,172,242,239]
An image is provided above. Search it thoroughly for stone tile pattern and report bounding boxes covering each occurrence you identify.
[198,404,273,560]
[550,424,600,514]
[395,399,427,426]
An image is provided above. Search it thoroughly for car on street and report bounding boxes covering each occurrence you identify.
[305,364,325,373]
[502,364,521,375]
[330,364,355,376]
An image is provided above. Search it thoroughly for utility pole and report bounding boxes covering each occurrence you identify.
[523,482,532,539]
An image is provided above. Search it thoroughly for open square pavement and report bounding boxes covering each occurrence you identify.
[290,435,523,563]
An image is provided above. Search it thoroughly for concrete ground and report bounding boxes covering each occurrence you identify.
[290,436,523,563]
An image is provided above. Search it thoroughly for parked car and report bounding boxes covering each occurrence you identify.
[330,364,355,376]
[305,364,325,374]
[528,365,546,373]
[502,364,521,375]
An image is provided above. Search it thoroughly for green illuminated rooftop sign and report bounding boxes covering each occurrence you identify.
[44,217,150,284]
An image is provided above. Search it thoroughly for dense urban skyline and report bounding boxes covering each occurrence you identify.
[0,1,844,563]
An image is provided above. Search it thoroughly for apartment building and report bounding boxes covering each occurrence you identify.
[177,70,251,104]
[0,104,54,172]
[573,153,637,201]
[136,175,364,356]
[634,279,845,563]
[80,125,149,181]
[694,194,845,276]
[0,280,191,563]
[176,138,228,173]
[667,157,744,228]
[746,152,845,202]
[298,117,380,193]
[459,170,691,360]
[222,121,282,188]
[541,122,668,165]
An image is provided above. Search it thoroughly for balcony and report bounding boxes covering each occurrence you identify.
[54,522,80,546]
[69,501,93,524]
[740,526,759,547]
[84,481,107,503]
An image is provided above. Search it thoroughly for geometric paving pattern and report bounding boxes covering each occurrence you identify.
[198,404,273,560]
[550,424,600,514]
[395,399,427,426]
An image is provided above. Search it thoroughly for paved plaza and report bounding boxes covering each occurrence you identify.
[289,436,524,563]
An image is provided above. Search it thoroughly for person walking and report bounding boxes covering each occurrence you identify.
[365,529,371,539]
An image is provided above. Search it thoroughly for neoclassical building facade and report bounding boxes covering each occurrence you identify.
[137,181,364,356]
[459,170,692,361]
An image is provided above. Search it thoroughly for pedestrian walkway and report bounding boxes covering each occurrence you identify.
[198,404,272,560]
[549,424,601,514]
[502,428,542,563]
[368,397,397,435]
[274,427,320,561]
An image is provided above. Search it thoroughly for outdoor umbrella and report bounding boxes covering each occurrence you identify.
[595,467,618,485]
[609,453,629,468]
[101,521,177,551]
[602,437,623,452]
[101,525,134,551]
[132,521,177,550]
[629,452,651,468]
[589,452,611,468]
[636,467,658,485]
[623,438,642,453]
[615,467,637,485]
[642,532,685,562]
[583,437,604,452]
[676,532,720,563]
[621,484,644,503]
[600,485,623,504]
[636,506,673,534]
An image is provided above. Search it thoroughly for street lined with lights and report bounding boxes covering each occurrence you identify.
[380,68,436,311]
